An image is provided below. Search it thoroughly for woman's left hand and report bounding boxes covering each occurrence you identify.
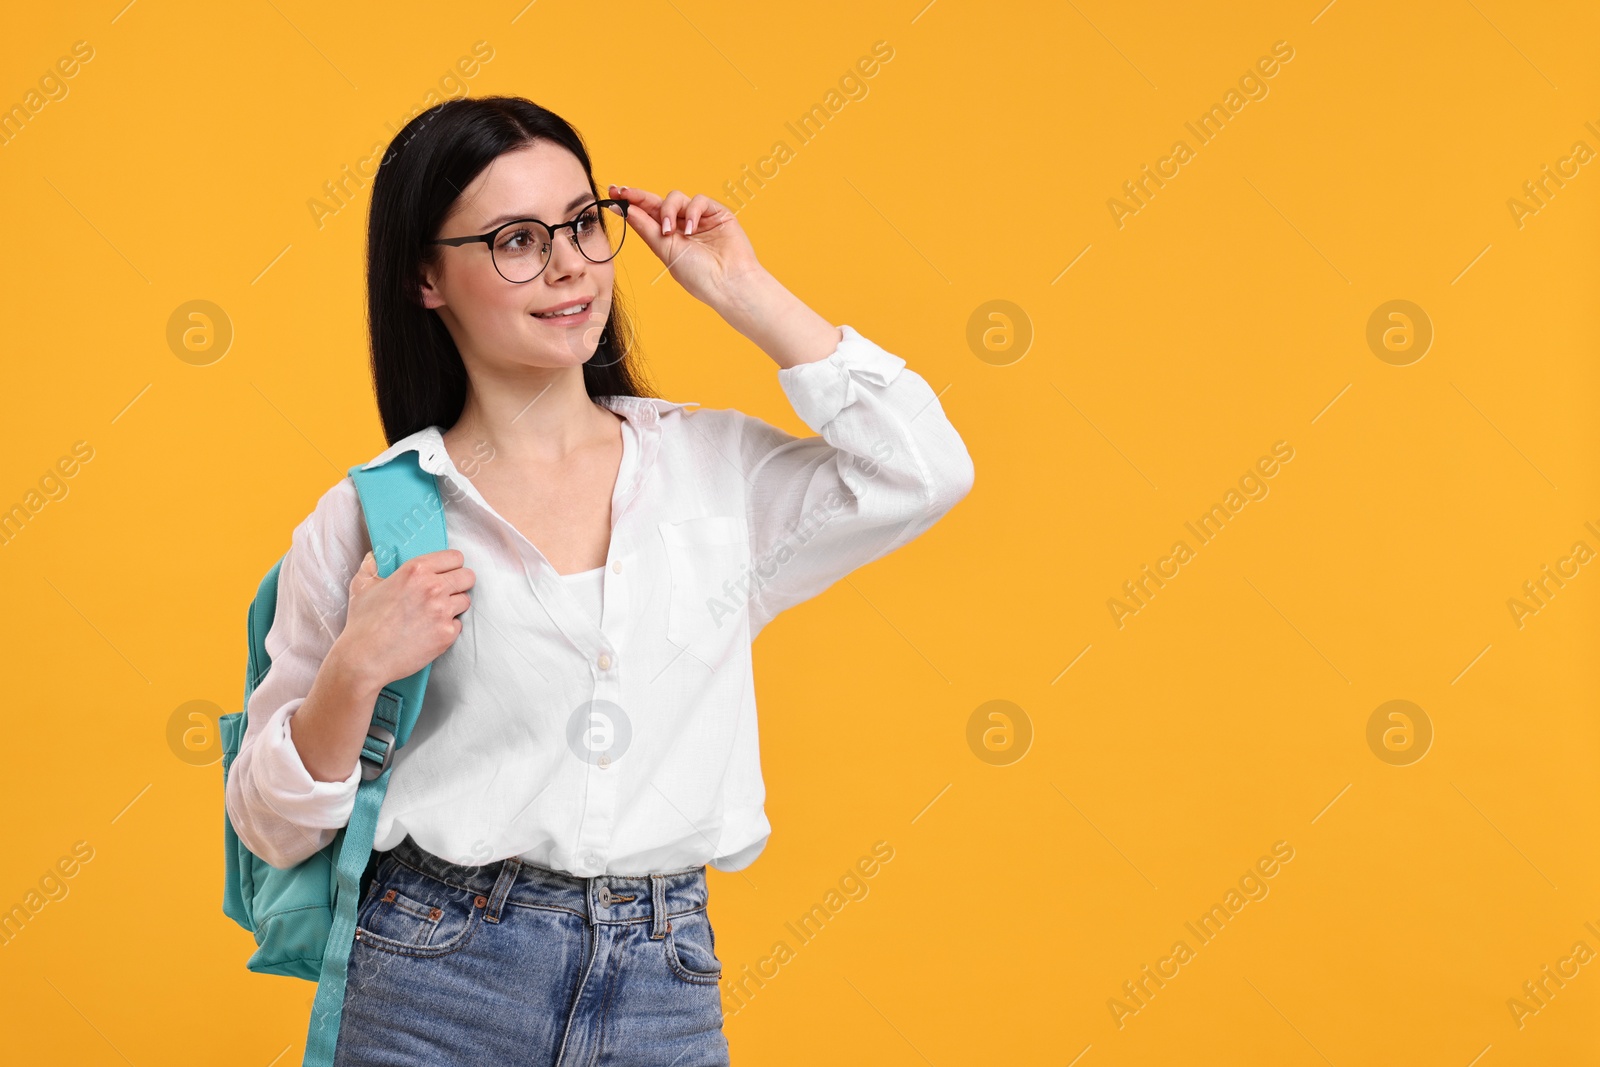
[608,184,766,312]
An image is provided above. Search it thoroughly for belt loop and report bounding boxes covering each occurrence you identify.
[650,874,668,940]
[484,858,521,924]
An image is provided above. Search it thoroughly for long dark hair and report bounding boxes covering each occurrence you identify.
[366,96,655,444]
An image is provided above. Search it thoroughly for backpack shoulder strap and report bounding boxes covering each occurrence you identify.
[303,448,448,1067]
[346,449,449,769]
[350,449,449,578]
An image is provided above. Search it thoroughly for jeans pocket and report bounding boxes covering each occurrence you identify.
[354,862,483,958]
[663,908,723,985]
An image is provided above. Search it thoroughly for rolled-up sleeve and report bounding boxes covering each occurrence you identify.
[224,479,366,870]
[736,323,975,638]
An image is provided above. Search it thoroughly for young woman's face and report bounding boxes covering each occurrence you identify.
[419,140,613,371]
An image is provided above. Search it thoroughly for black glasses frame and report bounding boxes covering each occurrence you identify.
[429,198,630,284]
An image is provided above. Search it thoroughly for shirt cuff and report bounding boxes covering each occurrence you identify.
[252,697,362,825]
[776,323,907,435]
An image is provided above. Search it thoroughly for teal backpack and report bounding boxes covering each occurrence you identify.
[218,449,447,1066]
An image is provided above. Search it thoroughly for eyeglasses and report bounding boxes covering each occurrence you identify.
[429,198,629,284]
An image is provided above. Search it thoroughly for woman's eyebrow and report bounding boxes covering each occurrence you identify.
[479,192,594,230]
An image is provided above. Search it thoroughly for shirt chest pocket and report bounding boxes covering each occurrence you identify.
[658,515,751,657]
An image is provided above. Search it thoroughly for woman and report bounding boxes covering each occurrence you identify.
[225,95,974,1065]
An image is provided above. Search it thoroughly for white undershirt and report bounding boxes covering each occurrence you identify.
[559,565,605,628]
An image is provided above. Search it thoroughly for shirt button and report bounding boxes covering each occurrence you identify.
[598,754,611,769]
[597,652,612,670]
[585,852,602,868]
[611,559,622,574]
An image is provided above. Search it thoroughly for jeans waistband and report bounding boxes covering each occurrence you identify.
[382,835,709,938]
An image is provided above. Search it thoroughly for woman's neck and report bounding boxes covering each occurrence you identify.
[443,365,618,467]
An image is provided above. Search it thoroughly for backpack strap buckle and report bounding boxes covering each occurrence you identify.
[359,724,396,781]
[357,687,405,782]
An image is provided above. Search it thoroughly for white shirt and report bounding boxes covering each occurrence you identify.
[224,324,975,877]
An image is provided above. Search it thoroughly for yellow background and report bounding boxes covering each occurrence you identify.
[2,1,1597,1063]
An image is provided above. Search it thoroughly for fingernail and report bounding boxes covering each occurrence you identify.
[685,220,694,235]
[663,218,671,234]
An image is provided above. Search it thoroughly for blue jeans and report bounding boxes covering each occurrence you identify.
[331,835,731,1065]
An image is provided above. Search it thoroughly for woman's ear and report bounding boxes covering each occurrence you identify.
[417,259,446,309]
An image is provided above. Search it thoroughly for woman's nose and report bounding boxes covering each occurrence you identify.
[544,230,588,279]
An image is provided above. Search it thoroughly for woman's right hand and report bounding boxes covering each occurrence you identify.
[333,548,475,691]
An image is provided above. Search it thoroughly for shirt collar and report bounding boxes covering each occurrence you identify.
[358,395,699,477]
[597,395,699,426]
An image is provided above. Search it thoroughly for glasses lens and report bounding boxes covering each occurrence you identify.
[492,222,553,283]
[575,201,627,264]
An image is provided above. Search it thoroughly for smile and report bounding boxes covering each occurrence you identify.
[532,301,591,319]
